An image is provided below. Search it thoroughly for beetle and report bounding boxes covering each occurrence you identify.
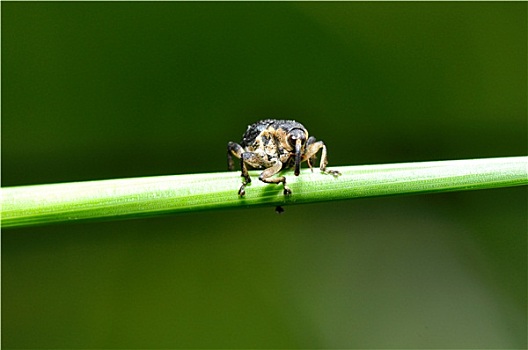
[227,119,340,196]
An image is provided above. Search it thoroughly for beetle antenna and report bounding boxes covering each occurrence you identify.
[294,139,302,176]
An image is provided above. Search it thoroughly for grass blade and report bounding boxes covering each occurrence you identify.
[1,156,526,228]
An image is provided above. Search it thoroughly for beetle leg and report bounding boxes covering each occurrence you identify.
[227,142,253,195]
[227,141,243,171]
[239,150,275,196]
[303,138,341,176]
[237,159,252,196]
[259,161,292,195]
[305,136,317,172]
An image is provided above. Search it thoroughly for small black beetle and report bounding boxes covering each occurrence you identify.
[227,119,340,196]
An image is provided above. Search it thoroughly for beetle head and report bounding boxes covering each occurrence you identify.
[288,128,306,176]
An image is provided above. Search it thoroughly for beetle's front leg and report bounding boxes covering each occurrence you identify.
[303,138,341,176]
[304,136,317,172]
[238,160,252,196]
[227,141,252,195]
[238,150,275,196]
[259,161,292,196]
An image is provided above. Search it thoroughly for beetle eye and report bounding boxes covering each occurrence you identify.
[288,129,306,147]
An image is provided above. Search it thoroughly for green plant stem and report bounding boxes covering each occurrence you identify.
[1,156,527,228]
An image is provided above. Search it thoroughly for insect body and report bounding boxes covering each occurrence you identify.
[227,119,340,196]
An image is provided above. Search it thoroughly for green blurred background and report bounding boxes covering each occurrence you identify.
[2,2,526,348]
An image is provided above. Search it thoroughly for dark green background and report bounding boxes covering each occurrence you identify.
[2,2,526,348]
